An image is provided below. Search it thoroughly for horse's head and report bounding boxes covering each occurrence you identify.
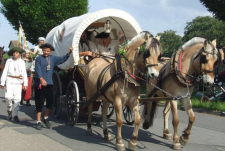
[193,39,218,86]
[138,33,162,78]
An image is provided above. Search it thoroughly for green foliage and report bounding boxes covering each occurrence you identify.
[200,0,225,22]
[0,0,88,44]
[118,41,128,56]
[3,53,9,59]
[157,30,183,57]
[183,16,225,45]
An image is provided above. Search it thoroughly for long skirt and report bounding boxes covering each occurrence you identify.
[22,77,32,101]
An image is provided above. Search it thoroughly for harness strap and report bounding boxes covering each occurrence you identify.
[102,56,111,64]
[97,63,114,102]
[80,72,120,109]
[147,63,169,98]
[146,64,158,67]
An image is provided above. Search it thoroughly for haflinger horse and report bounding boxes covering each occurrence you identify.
[141,37,218,150]
[84,31,162,151]
[0,46,5,74]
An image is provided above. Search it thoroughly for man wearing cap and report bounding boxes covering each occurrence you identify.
[32,37,45,55]
[34,43,73,130]
[96,31,125,57]
[0,47,28,122]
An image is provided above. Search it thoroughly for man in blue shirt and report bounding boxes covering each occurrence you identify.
[35,43,73,130]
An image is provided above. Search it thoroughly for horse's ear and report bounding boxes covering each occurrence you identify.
[145,32,149,41]
[156,36,161,41]
[204,39,211,53]
[212,39,217,48]
[2,46,4,49]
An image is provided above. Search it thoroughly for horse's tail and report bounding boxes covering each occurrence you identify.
[149,101,157,126]
[142,101,158,129]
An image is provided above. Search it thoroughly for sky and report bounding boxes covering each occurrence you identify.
[0,0,212,50]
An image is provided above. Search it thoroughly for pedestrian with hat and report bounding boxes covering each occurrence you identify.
[0,47,28,122]
[96,31,125,57]
[34,43,73,130]
[20,49,33,106]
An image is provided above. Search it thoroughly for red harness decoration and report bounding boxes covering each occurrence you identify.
[179,51,184,72]
[128,72,142,81]
[179,50,196,84]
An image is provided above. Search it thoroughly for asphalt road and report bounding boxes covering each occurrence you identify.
[0,89,224,151]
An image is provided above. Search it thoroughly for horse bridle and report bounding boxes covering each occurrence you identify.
[194,46,218,75]
[119,36,162,80]
[143,38,161,69]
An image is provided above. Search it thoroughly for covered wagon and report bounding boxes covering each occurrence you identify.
[45,9,142,125]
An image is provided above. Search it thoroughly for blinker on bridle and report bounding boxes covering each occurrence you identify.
[195,46,217,74]
[142,38,161,67]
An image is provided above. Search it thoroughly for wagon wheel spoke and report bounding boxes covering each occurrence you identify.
[123,105,134,125]
[66,81,79,126]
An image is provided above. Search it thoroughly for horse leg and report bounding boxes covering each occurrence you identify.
[179,99,195,146]
[170,100,181,150]
[114,96,125,151]
[102,101,112,141]
[86,103,93,135]
[142,102,152,129]
[128,100,141,151]
[163,101,172,140]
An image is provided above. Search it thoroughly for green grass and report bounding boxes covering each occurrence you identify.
[140,86,225,111]
[190,97,225,112]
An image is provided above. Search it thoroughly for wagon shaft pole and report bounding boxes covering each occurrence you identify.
[139,97,173,103]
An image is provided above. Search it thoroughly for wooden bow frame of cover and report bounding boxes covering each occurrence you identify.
[87,22,105,29]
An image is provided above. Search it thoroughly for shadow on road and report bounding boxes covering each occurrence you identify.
[51,113,171,150]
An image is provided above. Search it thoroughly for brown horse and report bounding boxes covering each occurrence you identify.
[0,46,5,75]
[142,37,218,150]
[84,32,162,151]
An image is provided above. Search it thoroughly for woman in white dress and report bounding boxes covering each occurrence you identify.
[96,31,125,57]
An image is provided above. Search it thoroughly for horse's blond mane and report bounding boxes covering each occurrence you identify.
[182,37,205,50]
[128,32,152,47]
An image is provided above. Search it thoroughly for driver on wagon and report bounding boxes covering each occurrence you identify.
[79,30,98,60]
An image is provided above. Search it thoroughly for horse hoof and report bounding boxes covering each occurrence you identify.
[86,129,92,136]
[179,136,188,146]
[163,133,173,140]
[173,142,181,150]
[128,140,137,151]
[142,122,150,130]
[116,143,126,151]
[104,134,112,141]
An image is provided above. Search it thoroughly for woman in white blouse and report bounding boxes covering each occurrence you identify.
[96,31,125,57]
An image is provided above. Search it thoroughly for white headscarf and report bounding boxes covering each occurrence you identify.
[38,37,45,42]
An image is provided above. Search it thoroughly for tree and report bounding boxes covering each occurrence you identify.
[0,0,88,44]
[200,0,225,22]
[157,30,183,57]
[183,16,225,46]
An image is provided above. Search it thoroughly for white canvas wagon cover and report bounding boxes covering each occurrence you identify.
[45,9,142,70]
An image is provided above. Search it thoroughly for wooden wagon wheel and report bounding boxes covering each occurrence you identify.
[52,71,63,118]
[66,80,79,126]
[123,105,134,125]
[101,103,114,119]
